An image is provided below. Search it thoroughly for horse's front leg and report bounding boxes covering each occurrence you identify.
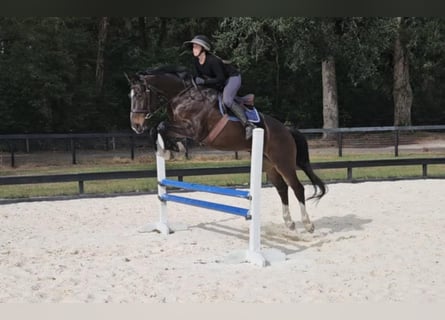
[155,121,178,152]
[149,127,159,151]
[157,121,193,152]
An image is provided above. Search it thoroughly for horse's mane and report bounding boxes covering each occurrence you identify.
[138,65,192,80]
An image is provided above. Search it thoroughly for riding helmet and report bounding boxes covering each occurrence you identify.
[183,35,211,52]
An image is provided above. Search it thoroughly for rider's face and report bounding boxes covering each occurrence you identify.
[192,43,204,57]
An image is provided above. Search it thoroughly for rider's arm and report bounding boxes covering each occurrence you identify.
[201,56,226,88]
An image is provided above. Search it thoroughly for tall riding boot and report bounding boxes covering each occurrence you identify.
[229,102,256,140]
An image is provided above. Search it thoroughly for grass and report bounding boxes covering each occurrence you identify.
[1,149,444,200]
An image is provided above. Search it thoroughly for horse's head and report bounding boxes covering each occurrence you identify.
[127,73,160,134]
[126,65,192,134]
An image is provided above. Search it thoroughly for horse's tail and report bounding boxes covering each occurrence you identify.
[290,128,327,200]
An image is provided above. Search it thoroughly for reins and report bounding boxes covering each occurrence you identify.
[131,69,210,121]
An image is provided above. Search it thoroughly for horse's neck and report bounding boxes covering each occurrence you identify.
[153,75,187,99]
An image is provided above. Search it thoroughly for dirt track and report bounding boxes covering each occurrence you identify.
[1,180,444,302]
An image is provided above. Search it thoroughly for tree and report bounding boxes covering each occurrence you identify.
[402,17,445,125]
[215,18,304,121]
[322,56,339,135]
[284,18,396,132]
[1,17,444,134]
[393,17,413,126]
[95,17,109,97]
[216,18,396,130]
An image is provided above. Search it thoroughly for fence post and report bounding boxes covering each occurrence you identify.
[422,163,427,178]
[71,138,77,164]
[130,135,135,160]
[338,132,343,157]
[9,141,15,168]
[347,167,353,181]
[394,129,399,157]
[78,181,85,194]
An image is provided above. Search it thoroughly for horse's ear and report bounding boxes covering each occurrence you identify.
[124,72,132,85]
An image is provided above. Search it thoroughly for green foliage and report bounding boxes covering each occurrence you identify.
[215,17,399,126]
[404,17,445,124]
[0,17,444,134]
[0,17,97,133]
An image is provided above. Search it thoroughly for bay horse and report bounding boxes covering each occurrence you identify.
[127,65,326,233]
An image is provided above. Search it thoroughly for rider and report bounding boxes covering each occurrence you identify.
[183,35,256,140]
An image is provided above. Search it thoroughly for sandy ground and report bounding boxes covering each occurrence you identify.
[0,179,444,303]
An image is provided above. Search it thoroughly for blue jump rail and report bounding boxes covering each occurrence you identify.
[159,179,251,199]
[159,194,250,219]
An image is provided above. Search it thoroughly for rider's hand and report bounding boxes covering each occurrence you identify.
[195,77,205,85]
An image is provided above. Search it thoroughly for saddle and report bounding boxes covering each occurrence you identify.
[218,94,260,124]
[234,94,255,109]
[203,94,262,145]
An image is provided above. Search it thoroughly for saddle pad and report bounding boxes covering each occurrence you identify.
[218,96,261,123]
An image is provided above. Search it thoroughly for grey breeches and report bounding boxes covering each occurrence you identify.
[223,75,241,108]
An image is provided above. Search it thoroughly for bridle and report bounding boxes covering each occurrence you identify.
[129,75,195,120]
[130,82,164,120]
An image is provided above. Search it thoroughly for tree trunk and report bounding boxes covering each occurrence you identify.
[95,17,109,97]
[157,18,167,48]
[393,17,413,126]
[273,32,281,117]
[138,17,147,50]
[322,56,339,139]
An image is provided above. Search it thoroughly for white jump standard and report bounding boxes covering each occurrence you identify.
[139,128,285,267]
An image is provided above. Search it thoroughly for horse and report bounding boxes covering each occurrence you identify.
[127,65,326,233]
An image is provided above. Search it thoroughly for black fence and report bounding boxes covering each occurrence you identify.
[300,125,445,156]
[1,125,445,167]
[1,158,444,201]
[0,132,150,167]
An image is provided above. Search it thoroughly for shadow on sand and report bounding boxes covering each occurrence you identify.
[188,214,372,257]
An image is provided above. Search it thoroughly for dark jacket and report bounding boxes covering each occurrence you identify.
[193,53,240,90]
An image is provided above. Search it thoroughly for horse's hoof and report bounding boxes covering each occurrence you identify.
[305,223,315,233]
[288,222,296,230]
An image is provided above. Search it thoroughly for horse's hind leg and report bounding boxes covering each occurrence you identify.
[266,166,295,230]
[287,171,314,233]
[272,165,315,233]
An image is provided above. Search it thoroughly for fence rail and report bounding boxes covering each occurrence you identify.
[1,125,445,167]
[2,125,444,141]
[300,125,445,157]
[1,158,444,200]
[0,131,147,166]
